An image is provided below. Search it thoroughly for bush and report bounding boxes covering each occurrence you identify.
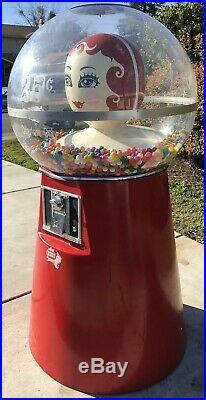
[183,60,203,159]
[155,3,203,63]
[155,3,203,159]
[131,3,204,159]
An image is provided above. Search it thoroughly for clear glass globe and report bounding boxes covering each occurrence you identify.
[8,3,197,177]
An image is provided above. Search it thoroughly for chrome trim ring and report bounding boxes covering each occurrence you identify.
[39,164,168,181]
[8,99,197,123]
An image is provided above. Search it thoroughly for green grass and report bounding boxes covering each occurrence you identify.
[2,139,39,171]
[168,158,203,243]
[3,139,204,243]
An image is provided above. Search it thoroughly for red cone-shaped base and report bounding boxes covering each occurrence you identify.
[29,169,185,395]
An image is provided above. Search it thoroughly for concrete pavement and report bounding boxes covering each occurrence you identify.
[2,111,14,140]
[2,161,204,398]
[2,112,89,140]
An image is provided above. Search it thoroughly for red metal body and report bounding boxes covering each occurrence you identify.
[29,169,185,395]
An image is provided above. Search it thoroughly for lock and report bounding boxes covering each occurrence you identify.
[42,186,81,244]
[49,195,64,210]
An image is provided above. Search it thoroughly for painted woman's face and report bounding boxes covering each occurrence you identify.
[65,48,124,112]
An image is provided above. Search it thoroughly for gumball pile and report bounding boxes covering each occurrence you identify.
[24,128,188,176]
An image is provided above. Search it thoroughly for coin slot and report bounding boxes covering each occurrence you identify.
[42,187,81,244]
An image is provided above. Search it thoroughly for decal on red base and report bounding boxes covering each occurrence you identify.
[46,247,62,269]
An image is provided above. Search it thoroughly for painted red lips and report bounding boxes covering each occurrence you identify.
[72,100,85,109]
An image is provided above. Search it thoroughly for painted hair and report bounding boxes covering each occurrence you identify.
[69,33,145,111]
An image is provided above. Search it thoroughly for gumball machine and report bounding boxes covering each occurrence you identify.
[8,4,197,395]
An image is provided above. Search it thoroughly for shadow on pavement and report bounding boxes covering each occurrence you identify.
[100,305,203,398]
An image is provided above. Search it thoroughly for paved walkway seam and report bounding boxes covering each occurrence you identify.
[3,186,40,195]
[2,290,32,304]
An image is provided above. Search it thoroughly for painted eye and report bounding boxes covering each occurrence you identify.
[78,74,100,88]
[65,74,72,87]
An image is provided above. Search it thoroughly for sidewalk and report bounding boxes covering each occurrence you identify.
[2,111,15,140]
[2,161,204,398]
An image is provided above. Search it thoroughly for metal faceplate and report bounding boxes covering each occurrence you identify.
[42,186,81,244]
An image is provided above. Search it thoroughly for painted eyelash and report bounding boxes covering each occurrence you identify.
[80,72,98,77]
[79,73,100,85]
